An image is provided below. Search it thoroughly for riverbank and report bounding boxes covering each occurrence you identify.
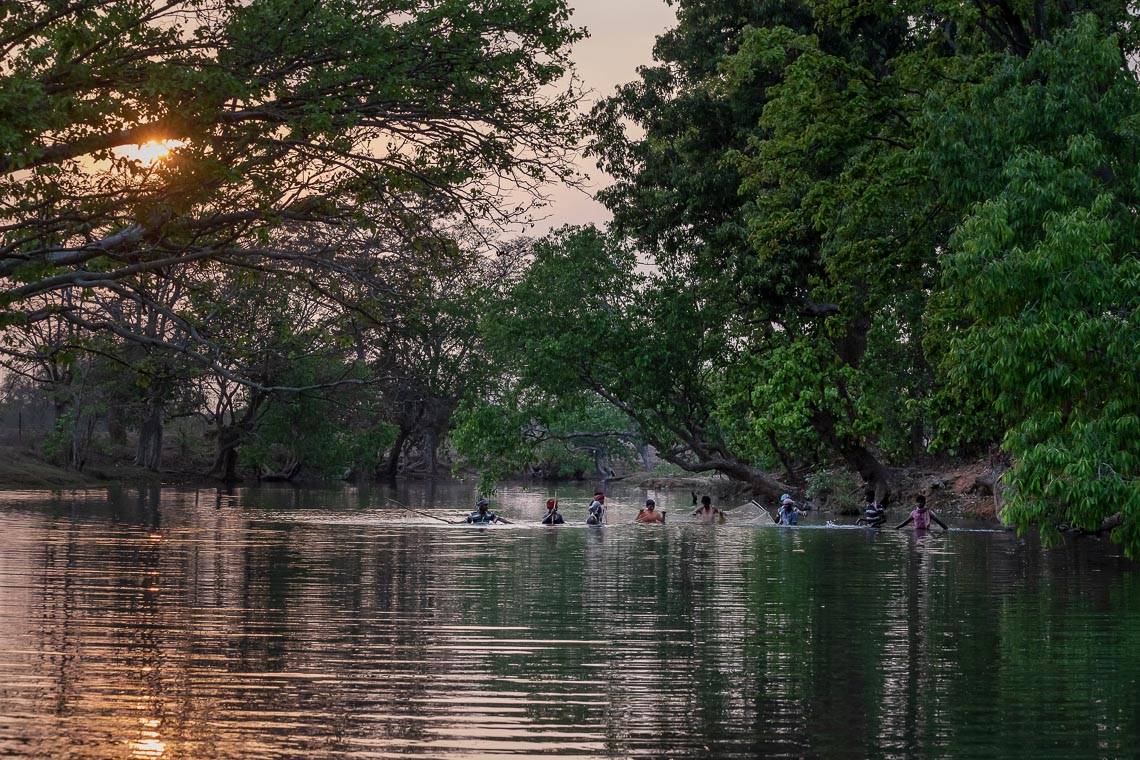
[635,458,1003,523]
[0,448,213,489]
[0,445,1002,525]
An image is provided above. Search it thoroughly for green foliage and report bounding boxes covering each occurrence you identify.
[240,386,396,480]
[41,410,76,467]
[926,16,1140,553]
[1,0,584,382]
[452,387,641,494]
[803,466,863,514]
[451,396,536,494]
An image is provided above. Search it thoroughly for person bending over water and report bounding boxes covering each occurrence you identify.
[775,494,802,525]
[894,495,947,530]
[636,498,665,523]
[855,490,885,527]
[466,498,508,524]
[542,498,564,525]
[691,495,725,524]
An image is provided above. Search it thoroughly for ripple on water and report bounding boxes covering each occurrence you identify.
[0,491,1137,759]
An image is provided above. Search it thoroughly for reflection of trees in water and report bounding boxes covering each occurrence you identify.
[5,495,1140,758]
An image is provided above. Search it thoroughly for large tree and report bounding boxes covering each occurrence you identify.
[1,0,583,381]
[587,0,928,498]
[925,16,1140,552]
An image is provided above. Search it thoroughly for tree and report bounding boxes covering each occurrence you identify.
[477,225,794,497]
[924,16,1140,553]
[587,0,933,498]
[1,0,583,383]
[361,231,524,481]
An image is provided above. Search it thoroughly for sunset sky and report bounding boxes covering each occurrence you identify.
[538,0,678,232]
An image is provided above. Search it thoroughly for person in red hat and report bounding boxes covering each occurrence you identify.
[542,497,564,525]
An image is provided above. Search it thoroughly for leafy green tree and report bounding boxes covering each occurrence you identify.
[453,389,642,492]
[719,10,941,497]
[361,230,523,481]
[924,16,1140,552]
[588,0,932,497]
[239,357,395,481]
[475,225,794,496]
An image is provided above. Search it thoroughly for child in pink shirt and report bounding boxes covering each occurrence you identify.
[894,495,948,530]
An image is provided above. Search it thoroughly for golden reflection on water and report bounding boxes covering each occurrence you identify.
[128,715,166,758]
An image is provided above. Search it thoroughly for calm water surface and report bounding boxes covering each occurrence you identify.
[0,483,1137,759]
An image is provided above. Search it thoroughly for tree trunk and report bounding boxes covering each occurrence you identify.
[107,403,128,445]
[660,451,793,501]
[423,428,437,477]
[211,426,242,482]
[382,428,410,484]
[811,408,892,502]
[593,446,615,480]
[135,401,164,471]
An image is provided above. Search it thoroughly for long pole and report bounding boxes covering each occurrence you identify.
[389,497,454,524]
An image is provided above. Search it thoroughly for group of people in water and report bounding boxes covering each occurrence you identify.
[465,489,949,529]
[466,491,725,525]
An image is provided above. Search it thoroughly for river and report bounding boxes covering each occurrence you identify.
[0,482,1136,758]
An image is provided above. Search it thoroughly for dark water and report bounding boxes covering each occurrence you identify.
[0,483,1137,759]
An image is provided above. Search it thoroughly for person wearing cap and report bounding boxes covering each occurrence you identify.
[691,495,725,524]
[541,497,564,525]
[636,498,665,523]
[466,498,506,524]
[894,494,947,531]
[586,491,606,525]
[775,494,801,525]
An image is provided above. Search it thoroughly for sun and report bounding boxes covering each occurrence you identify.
[116,139,184,166]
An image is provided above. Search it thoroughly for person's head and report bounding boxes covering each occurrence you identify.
[915,494,927,511]
[701,495,711,507]
[594,491,605,502]
[864,489,875,503]
[476,498,490,512]
[781,494,794,508]
[546,498,557,511]
[645,498,656,511]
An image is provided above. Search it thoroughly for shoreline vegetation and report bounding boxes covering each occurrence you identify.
[5,445,1131,547]
[0,444,1000,521]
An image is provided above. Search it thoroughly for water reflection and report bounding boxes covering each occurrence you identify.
[0,484,1137,758]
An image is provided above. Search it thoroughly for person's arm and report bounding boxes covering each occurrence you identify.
[931,512,949,530]
[894,515,914,529]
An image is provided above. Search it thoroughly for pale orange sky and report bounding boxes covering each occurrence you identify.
[535,0,678,232]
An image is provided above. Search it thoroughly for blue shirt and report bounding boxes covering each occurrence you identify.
[777,505,799,525]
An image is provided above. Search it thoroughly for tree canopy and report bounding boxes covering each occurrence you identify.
[1,0,583,378]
